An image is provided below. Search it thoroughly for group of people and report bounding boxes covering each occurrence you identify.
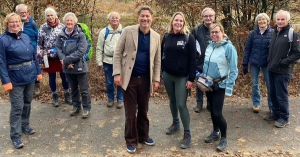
[0,3,299,154]
[0,4,92,149]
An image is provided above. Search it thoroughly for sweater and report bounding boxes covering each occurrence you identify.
[161,33,196,81]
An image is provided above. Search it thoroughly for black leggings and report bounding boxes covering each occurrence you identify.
[206,88,227,138]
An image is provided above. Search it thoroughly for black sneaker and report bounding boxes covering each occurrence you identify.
[64,91,72,105]
[70,107,81,116]
[204,131,221,143]
[12,139,24,149]
[82,110,90,119]
[22,127,36,135]
[274,119,290,128]
[216,137,227,152]
[127,145,136,154]
[142,138,155,146]
[180,131,191,149]
[166,123,180,135]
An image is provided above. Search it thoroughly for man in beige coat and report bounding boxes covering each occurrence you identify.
[113,6,161,154]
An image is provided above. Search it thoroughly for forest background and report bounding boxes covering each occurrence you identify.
[0,0,300,101]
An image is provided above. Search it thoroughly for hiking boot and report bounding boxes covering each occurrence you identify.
[82,110,90,119]
[22,127,36,135]
[127,145,136,154]
[166,123,180,135]
[193,105,203,113]
[204,130,221,143]
[52,92,59,107]
[107,101,114,108]
[34,82,41,97]
[64,90,72,105]
[180,131,191,149]
[252,106,260,113]
[216,137,227,152]
[116,102,124,109]
[70,107,81,116]
[12,138,24,149]
[274,119,290,128]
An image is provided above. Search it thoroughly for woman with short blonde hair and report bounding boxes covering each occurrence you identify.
[0,12,42,149]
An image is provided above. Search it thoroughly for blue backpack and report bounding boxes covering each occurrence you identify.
[103,27,122,49]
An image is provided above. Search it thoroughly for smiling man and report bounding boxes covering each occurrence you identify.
[267,10,300,128]
[191,7,216,113]
[113,6,161,154]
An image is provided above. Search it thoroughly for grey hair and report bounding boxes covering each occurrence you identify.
[45,7,58,18]
[275,10,291,22]
[255,13,270,25]
[63,12,78,24]
[15,4,28,13]
[107,11,121,20]
[201,7,215,17]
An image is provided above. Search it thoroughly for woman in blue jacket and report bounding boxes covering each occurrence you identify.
[243,13,273,114]
[200,23,238,152]
[56,12,91,118]
[0,13,42,149]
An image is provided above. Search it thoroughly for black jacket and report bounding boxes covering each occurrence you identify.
[268,25,300,74]
[191,24,211,72]
[161,33,196,81]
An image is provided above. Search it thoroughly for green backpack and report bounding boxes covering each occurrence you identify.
[78,23,94,62]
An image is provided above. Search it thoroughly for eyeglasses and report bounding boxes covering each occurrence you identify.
[211,31,220,34]
[19,11,27,15]
[203,15,214,18]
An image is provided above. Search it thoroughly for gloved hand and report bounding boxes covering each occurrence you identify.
[49,48,58,58]
[242,64,248,75]
[37,74,43,81]
[3,83,13,93]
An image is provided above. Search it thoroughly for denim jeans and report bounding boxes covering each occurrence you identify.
[66,73,91,111]
[269,71,290,122]
[250,65,272,110]
[9,83,34,140]
[103,63,124,102]
[48,72,69,92]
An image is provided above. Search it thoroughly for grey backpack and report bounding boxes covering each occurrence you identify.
[287,27,300,63]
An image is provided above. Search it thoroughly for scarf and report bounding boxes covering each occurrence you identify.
[47,18,59,28]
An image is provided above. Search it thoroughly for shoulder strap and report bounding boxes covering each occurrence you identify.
[185,34,189,44]
[288,27,294,42]
[104,27,110,41]
[287,27,294,56]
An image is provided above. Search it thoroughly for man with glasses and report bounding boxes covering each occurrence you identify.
[191,7,216,112]
[15,4,40,96]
